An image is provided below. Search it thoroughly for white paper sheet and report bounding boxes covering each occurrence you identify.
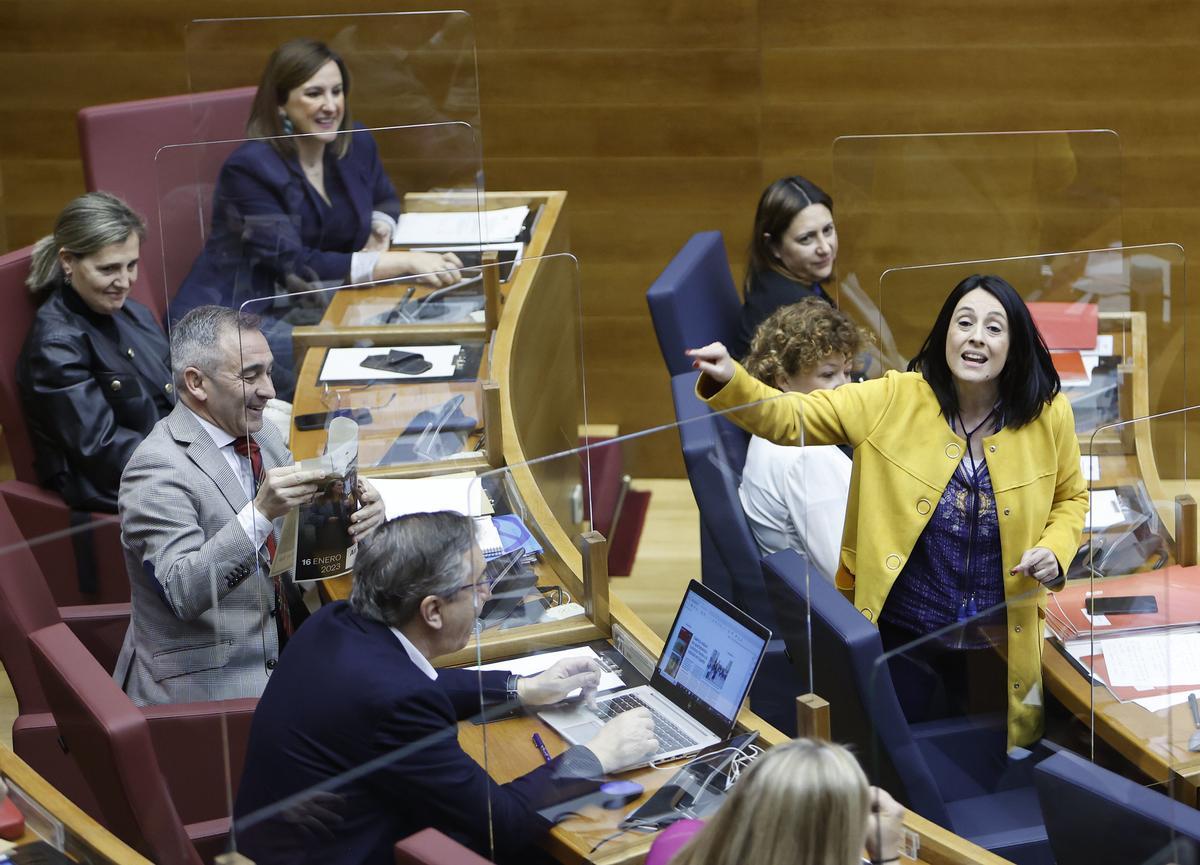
[371,476,489,520]
[467,645,625,693]
[1131,691,1194,713]
[1080,455,1101,481]
[1086,488,1125,530]
[318,345,461,382]
[1100,633,1200,689]
[393,206,530,245]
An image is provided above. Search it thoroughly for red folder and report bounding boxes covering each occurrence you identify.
[1028,302,1099,351]
[1046,565,1200,641]
[0,794,24,840]
[1050,351,1088,383]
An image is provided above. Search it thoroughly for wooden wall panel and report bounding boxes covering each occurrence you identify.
[5,1,1200,477]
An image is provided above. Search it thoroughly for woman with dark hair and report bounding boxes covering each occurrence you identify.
[688,274,1087,748]
[173,38,463,396]
[729,175,838,358]
[18,192,174,512]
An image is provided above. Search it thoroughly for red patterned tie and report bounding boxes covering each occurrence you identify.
[232,435,292,638]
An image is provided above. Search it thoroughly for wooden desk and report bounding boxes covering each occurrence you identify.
[289,343,491,477]
[1041,308,1200,804]
[456,595,1011,865]
[0,744,151,864]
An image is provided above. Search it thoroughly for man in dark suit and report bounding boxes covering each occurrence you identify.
[234,511,657,865]
[115,305,383,705]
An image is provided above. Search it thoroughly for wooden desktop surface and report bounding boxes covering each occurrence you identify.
[456,593,1010,865]
[0,744,152,865]
[289,343,490,476]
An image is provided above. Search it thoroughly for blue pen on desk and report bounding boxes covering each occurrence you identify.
[532,732,553,764]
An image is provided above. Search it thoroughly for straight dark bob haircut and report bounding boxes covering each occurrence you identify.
[907,274,1060,429]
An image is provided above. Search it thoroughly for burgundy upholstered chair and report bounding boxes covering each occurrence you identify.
[29,622,257,865]
[77,86,256,319]
[0,245,128,607]
[0,489,130,820]
[394,828,495,865]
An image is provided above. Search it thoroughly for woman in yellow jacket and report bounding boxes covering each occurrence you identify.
[689,274,1087,748]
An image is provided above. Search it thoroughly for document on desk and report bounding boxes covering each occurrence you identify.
[1085,488,1125,530]
[371,475,493,520]
[319,345,461,382]
[467,646,625,693]
[392,206,529,245]
[1100,632,1200,689]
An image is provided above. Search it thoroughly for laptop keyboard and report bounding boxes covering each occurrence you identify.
[592,693,700,754]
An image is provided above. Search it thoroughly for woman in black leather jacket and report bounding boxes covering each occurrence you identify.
[17,192,174,512]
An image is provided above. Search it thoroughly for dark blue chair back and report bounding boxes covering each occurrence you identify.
[1035,750,1200,865]
[670,371,805,733]
[761,549,948,822]
[763,549,1057,864]
[670,372,771,630]
[647,232,741,376]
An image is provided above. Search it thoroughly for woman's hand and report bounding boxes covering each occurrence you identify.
[865,786,906,864]
[686,342,735,384]
[1011,546,1061,585]
[372,250,464,287]
[360,220,393,253]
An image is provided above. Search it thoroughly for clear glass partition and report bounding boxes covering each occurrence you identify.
[832,130,1123,373]
[155,122,488,403]
[182,11,482,173]
[1074,407,1199,800]
[218,391,801,864]
[879,245,1189,463]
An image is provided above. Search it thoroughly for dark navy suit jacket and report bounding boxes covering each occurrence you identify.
[234,602,601,865]
[172,125,401,319]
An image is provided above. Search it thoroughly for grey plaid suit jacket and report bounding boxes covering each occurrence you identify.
[114,402,290,705]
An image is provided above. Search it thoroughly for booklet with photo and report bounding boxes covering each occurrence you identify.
[272,416,361,584]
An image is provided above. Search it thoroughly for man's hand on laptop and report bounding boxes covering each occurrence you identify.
[517,657,602,707]
[586,708,658,774]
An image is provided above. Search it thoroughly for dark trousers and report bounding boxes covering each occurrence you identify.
[878,619,1007,724]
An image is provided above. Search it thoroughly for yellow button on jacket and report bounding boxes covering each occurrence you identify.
[700,365,1088,748]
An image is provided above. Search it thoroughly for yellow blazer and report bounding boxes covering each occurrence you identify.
[700,365,1088,747]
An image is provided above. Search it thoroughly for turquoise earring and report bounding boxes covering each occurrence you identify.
[280,113,294,135]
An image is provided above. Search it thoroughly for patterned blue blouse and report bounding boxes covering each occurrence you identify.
[879,455,1005,649]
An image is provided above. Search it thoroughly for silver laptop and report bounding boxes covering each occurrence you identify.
[538,580,770,764]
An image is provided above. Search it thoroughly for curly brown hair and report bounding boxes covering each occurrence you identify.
[743,298,868,387]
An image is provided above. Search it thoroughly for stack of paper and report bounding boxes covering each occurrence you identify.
[371,476,491,520]
[466,646,624,693]
[393,206,530,245]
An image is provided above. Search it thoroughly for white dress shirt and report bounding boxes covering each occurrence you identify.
[390,627,439,681]
[186,407,276,551]
[738,436,852,583]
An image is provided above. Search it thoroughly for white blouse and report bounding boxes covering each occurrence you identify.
[738,435,852,583]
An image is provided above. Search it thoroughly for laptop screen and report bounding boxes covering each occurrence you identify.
[653,580,771,735]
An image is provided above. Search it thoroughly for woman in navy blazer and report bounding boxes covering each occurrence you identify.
[173,39,464,395]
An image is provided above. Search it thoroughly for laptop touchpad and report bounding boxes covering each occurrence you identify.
[564,722,601,743]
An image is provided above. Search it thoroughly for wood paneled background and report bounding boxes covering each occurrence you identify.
[4,1,1200,476]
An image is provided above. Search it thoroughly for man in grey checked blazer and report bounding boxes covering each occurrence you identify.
[115,306,382,705]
